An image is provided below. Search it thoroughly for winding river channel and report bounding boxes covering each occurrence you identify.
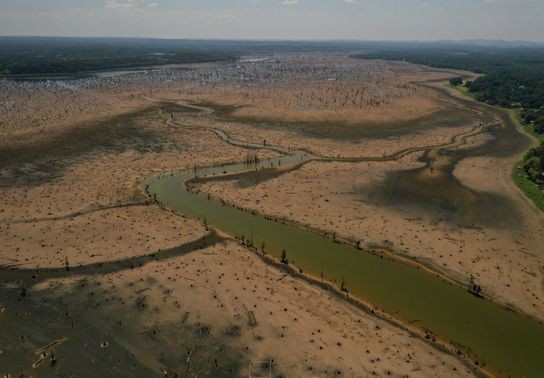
[145,92,544,377]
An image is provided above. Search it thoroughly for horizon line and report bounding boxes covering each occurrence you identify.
[1,35,544,45]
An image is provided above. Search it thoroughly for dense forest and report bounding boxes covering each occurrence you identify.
[0,37,423,76]
[0,37,237,75]
[353,46,544,192]
[523,141,544,187]
[353,47,544,111]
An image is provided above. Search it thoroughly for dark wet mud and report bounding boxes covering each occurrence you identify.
[0,280,246,377]
[0,233,247,377]
[364,150,522,228]
[0,103,186,187]
[219,106,482,140]
[0,232,221,283]
[191,88,491,141]
[362,87,531,229]
[189,101,244,117]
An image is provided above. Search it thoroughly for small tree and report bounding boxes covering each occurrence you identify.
[340,276,348,293]
[280,249,288,265]
[449,77,463,86]
[19,281,27,298]
[468,275,483,298]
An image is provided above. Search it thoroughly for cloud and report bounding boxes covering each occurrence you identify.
[281,0,299,5]
[105,0,140,10]
[105,0,157,11]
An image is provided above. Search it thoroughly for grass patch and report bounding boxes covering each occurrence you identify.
[513,164,544,211]
[509,109,544,143]
[449,84,470,96]
[508,109,544,210]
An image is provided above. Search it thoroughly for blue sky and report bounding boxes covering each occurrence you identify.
[0,0,542,41]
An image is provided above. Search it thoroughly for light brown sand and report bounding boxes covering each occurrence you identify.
[19,240,471,377]
[1,56,529,376]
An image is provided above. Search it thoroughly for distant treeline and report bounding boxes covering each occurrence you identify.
[0,37,237,75]
[352,47,544,110]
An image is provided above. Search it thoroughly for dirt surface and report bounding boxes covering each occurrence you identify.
[2,53,539,376]
[194,82,544,321]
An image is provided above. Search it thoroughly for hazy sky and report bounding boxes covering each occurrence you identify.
[0,0,542,41]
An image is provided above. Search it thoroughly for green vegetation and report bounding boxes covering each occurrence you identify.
[521,141,544,184]
[0,37,236,75]
[512,109,544,143]
[521,107,544,134]
[500,111,543,212]
[450,83,470,96]
[513,158,544,211]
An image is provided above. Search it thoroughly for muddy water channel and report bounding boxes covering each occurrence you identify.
[146,89,543,377]
[145,78,544,377]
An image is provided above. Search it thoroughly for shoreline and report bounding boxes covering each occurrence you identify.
[142,74,544,376]
[423,66,544,213]
[2,55,541,376]
[158,71,544,324]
